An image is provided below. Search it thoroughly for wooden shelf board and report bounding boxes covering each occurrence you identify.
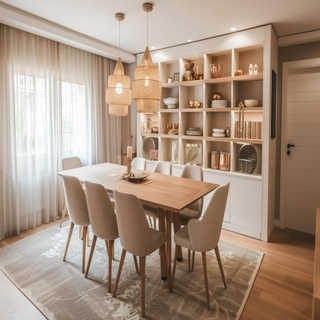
[232,74,263,82]
[159,109,179,113]
[180,108,205,112]
[159,107,263,113]
[232,107,263,112]
[180,135,204,140]
[141,133,159,137]
[159,134,179,138]
[161,74,263,87]
[232,138,263,144]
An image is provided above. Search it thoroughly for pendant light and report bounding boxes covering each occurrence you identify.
[132,3,161,114]
[106,13,132,116]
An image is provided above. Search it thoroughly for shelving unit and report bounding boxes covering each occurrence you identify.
[136,25,278,241]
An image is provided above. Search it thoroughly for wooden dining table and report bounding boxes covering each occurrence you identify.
[58,162,219,280]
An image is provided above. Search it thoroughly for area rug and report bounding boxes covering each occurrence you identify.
[0,223,263,320]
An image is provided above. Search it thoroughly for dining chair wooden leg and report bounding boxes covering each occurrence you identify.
[192,251,195,271]
[141,256,146,317]
[105,240,109,254]
[160,244,172,293]
[85,234,97,278]
[188,249,191,272]
[215,245,227,289]
[107,240,114,293]
[86,226,90,247]
[201,252,210,311]
[63,222,74,261]
[139,257,142,276]
[172,245,178,289]
[60,204,67,228]
[113,249,127,297]
[82,226,88,274]
[133,255,139,274]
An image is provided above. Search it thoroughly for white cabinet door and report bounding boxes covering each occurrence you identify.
[230,176,262,235]
[203,171,231,222]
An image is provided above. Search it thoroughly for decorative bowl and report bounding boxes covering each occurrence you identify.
[189,100,201,108]
[163,97,179,109]
[244,99,260,107]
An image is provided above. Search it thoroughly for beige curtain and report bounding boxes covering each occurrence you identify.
[0,24,131,240]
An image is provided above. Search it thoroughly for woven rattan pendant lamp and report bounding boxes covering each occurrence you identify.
[106,13,132,116]
[132,3,161,114]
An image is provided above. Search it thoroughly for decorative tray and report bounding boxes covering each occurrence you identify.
[122,172,149,183]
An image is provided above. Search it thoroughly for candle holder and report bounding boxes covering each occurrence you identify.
[123,157,134,178]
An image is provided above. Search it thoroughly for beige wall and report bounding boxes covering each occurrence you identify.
[275,41,320,219]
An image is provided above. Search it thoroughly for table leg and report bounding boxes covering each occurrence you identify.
[158,208,166,280]
[166,211,172,279]
[172,212,182,261]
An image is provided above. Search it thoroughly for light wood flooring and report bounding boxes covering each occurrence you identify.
[0,220,315,320]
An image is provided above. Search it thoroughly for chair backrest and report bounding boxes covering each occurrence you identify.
[153,161,172,175]
[62,156,83,171]
[62,175,90,226]
[188,183,230,252]
[181,165,203,213]
[114,190,159,257]
[132,157,146,171]
[84,181,118,241]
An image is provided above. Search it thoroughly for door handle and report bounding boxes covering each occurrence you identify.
[287,144,295,148]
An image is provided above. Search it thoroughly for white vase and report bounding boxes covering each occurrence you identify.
[171,140,178,164]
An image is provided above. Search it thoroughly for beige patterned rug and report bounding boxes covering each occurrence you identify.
[0,223,263,320]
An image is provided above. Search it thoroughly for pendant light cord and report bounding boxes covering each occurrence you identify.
[147,11,148,48]
[119,20,121,58]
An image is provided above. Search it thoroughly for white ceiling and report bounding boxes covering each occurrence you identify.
[1,0,320,55]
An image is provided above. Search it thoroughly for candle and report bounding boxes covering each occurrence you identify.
[127,146,132,159]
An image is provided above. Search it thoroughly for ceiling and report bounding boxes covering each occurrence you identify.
[1,0,320,55]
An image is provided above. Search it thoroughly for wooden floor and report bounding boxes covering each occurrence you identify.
[0,220,315,320]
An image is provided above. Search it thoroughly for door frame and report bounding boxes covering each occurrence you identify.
[279,58,320,229]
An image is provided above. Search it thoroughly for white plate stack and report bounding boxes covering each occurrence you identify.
[211,100,228,108]
[212,128,226,137]
[186,127,202,136]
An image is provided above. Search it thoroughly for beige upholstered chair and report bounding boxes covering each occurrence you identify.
[112,190,172,317]
[60,156,83,227]
[143,161,172,228]
[172,183,230,310]
[84,181,138,292]
[179,165,204,226]
[62,175,90,274]
[131,157,146,170]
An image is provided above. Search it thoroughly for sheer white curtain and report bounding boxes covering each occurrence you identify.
[0,24,131,241]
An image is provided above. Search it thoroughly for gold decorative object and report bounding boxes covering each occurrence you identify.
[212,93,222,100]
[235,69,244,76]
[195,65,203,80]
[184,63,195,81]
[168,129,179,135]
[132,3,161,114]
[106,13,132,116]
[210,63,222,78]
[189,100,201,108]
